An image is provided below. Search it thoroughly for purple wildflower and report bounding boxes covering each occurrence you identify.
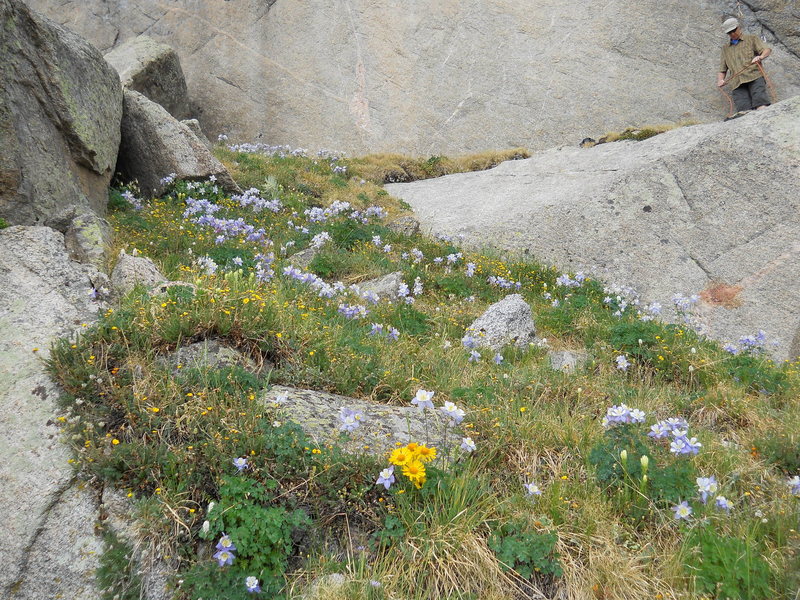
[376,466,395,490]
[245,576,261,593]
[672,500,692,520]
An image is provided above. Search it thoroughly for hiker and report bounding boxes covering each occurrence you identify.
[717,17,772,112]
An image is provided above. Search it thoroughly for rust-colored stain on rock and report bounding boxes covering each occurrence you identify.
[700,283,743,308]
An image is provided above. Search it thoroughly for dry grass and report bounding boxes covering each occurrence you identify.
[346,148,530,184]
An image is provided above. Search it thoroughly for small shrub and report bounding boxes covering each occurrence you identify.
[724,352,790,396]
[488,519,562,579]
[0,217,10,229]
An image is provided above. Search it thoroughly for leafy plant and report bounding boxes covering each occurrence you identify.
[183,475,309,599]
[685,526,773,600]
[589,424,696,513]
[488,519,562,579]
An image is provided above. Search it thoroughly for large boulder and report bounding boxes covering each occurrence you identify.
[116,90,237,197]
[386,96,800,360]
[261,385,462,457]
[465,294,537,351]
[0,0,122,229]
[0,226,104,598]
[22,0,800,155]
[111,249,166,295]
[104,35,190,120]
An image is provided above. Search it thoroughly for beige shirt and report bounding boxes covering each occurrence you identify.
[720,34,768,89]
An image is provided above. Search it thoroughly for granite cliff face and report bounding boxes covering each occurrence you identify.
[386,96,800,361]
[27,0,800,155]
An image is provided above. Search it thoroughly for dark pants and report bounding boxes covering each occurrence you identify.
[732,77,770,112]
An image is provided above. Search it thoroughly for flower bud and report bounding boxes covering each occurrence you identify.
[620,450,628,464]
[640,455,649,472]
[201,520,210,534]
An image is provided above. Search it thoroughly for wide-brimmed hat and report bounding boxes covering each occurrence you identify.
[722,17,739,34]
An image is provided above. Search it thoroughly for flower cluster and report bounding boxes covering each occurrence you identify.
[233,187,282,213]
[368,323,399,341]
[213,533,236,566]
[603,282,640,316]
[338,303,369,319]
[648,417,702,455]
[556,272,585,288]
[121,190,145,210]
[602,403,646,428]
[385,442,438,489]
[724,330,769,355]
[487,275,522,289]
[410,390,466,424]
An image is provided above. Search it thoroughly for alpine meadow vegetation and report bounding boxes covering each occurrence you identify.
[47,143,800,600]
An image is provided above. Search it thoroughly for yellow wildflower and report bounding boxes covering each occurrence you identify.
[402,460,426,489]
[416,445,437,463]
[389,448,411,466]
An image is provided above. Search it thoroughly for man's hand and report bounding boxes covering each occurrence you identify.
[717,77,726,87]
[751,55,763,64]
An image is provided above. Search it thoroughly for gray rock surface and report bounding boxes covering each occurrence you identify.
[262,386,462,457]
[101,488,175,600]
[288,246,320,270]
[26,0,800,155]
[111,250,166,296]
[465,294,537,351]
[730,0,800,57]
[549,350,590,374]
[387,215,421,237]
[0,226,103,598]
[14,482,104,600]
[104,35,190,119]
[117,90,238,197]
[0,0,122,229]
[358,271,404,301]
[387,97,800,360]
[64,212,111,269]
[182,119,213,148]
[161,338,267,376]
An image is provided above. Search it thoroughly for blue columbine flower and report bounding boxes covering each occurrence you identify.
[715,496,733,512]
[788,476,800,496]
[615,354,630,371]
[376,466,395,490]
[213,549,235,567]
[411,389,435,410]
[216,534,236,553]
[245,576,261,593]
[524,482,542,497]
[440,401,466,424]
[493,353,503,365]
[469,350,481,363]
[696,476,718,503]
[339,407,364,432]
[460,437,476,453]
[232,457,248,472]
[672,500,692,520]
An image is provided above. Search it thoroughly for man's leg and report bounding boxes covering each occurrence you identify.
[731,83,753,112]
[749,77,771,110]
